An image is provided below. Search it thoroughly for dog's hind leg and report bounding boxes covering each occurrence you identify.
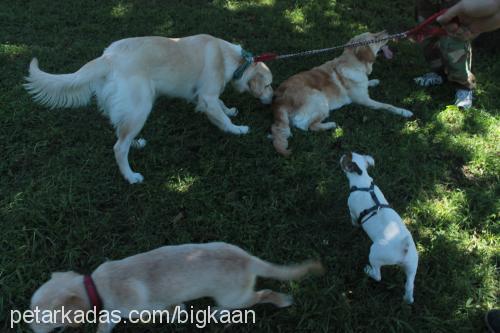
[309,120,337,131]
[114,109,150,184]
[131,138,147,150]
[111,80,153,184]
[215,289,293,310]
[307,94,336,131]
[402,249,418,304]
[402,264,417,304]
[365,244,384,281]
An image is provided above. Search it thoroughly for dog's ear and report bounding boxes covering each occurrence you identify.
[59,293,88,326]
[248,73,264,95]
[341,153,363,175]
[348,161,363,175]
[364,155,375,167]
[354,45,376,63]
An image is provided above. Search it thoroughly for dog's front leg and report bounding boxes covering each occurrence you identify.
[218,100,238,117]
[198,95,249,134]
[353,94,413,118]
[96,322,117,333]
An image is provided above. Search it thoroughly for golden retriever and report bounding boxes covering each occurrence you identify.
[25,34,273,183]
[271,31,413,156]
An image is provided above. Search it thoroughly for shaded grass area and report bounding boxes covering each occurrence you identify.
[1,0,499,332]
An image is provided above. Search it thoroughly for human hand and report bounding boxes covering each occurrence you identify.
[437,0,500,39]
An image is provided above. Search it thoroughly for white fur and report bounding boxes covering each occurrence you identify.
[24,35,273,184]
[340,152,419,304]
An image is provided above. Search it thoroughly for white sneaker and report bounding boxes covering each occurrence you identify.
[414,72,444,87]
[455,89,473,109]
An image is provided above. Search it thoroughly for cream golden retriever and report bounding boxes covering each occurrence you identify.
[271,31,413,156]
[29,242,323,333]
[25,34,273,183]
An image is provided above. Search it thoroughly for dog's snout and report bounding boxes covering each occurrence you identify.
[260,91,273,105]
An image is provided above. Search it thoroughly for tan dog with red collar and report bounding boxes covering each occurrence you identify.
[29,242,323,333]
[340,152,418,304]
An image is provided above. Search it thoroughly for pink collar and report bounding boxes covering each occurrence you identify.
[83,275,103,312]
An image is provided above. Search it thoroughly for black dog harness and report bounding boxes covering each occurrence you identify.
[350,182,392,225]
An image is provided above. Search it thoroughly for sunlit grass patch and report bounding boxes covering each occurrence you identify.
[110,2,132,18]
[216,0,274,11]
[0,43,28,58]
[164,174,198,193]
[284,7,309,33]
[436,105,465,133]
[409,185,469,228]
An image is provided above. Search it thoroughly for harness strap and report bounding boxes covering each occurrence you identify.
[350,182,392,225]
[357,204,392,225]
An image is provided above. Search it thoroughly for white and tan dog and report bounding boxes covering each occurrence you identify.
[271,31,413,155]
[25,34,273,183]
[340,152,418,304]
[29,242,323,333]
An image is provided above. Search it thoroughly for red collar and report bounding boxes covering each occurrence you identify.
[83,275,103,313]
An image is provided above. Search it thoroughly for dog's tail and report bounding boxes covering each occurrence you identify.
[24,57,110,109]
[271,105,292,156]
[250,257,324,281]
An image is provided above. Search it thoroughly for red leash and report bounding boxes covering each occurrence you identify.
[253,9,450,63]
[406,8,449,42]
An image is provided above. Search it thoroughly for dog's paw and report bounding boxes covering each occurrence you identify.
[279,294,294,308]
[403,293,414,304]
[364,265,381,281]
[230,125,249,135]
[399,109,414,118]
[368,79,380,87]
[132,138,147,149]
[325,121,337,130]
[126,172,144,184]
[225,107,238,117]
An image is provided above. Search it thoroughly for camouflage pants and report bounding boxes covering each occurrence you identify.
[415,0,476,89]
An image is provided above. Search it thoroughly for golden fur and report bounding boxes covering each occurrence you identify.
[271,32,413,156]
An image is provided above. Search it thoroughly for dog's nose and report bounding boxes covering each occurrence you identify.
[260,95,273,105]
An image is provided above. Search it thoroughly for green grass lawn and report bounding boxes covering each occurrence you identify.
[1,0,499,332]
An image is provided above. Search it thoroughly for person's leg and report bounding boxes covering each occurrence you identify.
[415,0,476,108]
[439,35,476,108]
[414,0,446,86]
